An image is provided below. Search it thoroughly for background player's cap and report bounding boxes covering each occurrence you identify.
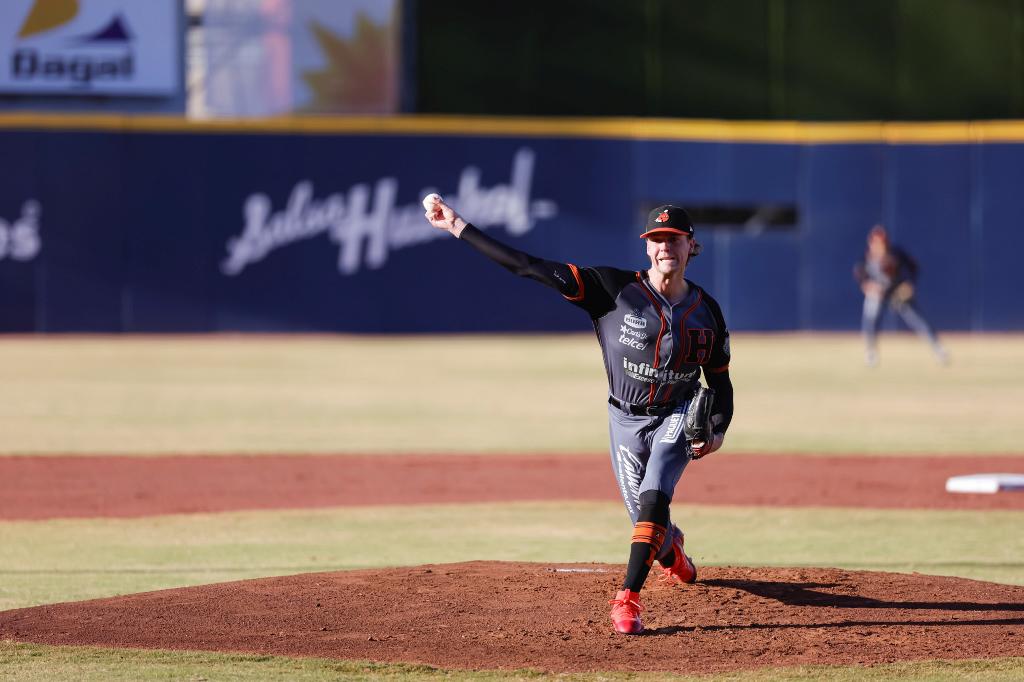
[640,205,694,239]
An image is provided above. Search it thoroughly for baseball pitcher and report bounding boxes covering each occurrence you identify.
[425,196,734,635]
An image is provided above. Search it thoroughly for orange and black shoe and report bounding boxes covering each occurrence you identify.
[659,532,697,585]
[609,589,644,634]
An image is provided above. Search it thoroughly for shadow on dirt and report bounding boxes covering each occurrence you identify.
[700,577,1024,612]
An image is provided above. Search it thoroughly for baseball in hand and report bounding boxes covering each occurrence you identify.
[422,193,442,211]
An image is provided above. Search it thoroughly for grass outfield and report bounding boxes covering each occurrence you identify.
[0,333,1022,456]
[3,502,1024,679]
[3,643,1024,682]
[2,333,1023,680]
[2,502,1023,611]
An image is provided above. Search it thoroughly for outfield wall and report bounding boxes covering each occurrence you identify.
[0,115,1021,333]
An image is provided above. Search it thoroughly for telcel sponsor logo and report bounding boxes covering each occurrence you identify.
[619,312,649,349]
[0,200,42,262]
[222,148,558,277]
[618,323,649,350]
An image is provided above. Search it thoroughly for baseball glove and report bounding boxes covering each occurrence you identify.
[683,386,715,456]
[891,281,915,304]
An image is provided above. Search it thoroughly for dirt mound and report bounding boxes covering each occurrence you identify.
[2,561,1023,674]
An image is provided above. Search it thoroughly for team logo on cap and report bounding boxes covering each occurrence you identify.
[655,210,670,223]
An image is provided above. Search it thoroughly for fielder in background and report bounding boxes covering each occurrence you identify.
[853,225,948,367]
[424,195,734,635]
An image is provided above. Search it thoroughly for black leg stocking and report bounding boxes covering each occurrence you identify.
[622,490,671,592]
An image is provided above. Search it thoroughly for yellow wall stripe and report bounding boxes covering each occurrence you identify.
[2,112,1024,144]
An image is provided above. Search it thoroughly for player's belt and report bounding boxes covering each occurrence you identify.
[608,396,678,417]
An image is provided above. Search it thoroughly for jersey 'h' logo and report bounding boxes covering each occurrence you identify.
[684,328,715,364]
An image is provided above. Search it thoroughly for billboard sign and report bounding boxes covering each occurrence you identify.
[0,122,1020,332]
[0,0,180,95]
[193,0,400,117]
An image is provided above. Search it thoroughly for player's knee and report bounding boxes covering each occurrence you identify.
[633,490,671,553]
[638,489,670,508]
[637,490,670,526]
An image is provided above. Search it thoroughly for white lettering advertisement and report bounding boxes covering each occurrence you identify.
[0,200,42,262]
[221,148,558,277]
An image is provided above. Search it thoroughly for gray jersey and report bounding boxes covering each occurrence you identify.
[582,268,731,410]
[854,245,919,296]
[459,224,735,554]
[459,225,730,412]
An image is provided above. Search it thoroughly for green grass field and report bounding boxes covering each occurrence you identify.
[2,503,1023,612]
[3,643,1023,682]
[2,333,1023,681]
[0,333,1022,455]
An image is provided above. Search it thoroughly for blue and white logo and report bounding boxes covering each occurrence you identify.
[0,0,179,94]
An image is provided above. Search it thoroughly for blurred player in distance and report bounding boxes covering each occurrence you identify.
[424,194,733,635]
[853,225,948,367]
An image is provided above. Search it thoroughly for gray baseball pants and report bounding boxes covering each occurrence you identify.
[607,398,695,562]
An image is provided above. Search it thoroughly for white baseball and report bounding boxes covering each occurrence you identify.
[422,193,442,211]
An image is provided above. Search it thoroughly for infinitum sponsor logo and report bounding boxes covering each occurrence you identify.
[0,200,42,262]
[622,357,695,384]
[10,1,134,88]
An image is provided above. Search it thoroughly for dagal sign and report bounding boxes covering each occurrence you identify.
[0,0,180,95]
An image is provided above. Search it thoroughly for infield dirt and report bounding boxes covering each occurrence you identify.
[2,561,1024,674]
[3,453,1024,519]
[3,453,1024,674]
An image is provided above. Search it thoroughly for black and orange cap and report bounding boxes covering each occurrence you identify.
[640,204,694,239]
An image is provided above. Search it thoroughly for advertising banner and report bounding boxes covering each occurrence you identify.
[192,0,399,117]
[0,0,180,95]
[0,123,1021,333]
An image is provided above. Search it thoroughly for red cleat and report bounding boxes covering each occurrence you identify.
[609,589,644,634]
[659,532,697,585]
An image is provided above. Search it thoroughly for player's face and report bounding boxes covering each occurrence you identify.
[868,234,888,257]
[646,232,691,275]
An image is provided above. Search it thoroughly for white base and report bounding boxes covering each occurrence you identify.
[945,473,1024,494]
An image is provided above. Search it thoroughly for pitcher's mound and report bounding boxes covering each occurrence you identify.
[2,561,1023,674]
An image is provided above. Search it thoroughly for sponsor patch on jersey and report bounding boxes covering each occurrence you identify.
[659,405,686,444]
[618,323,649,349]
[622,357,696,384]
[624,312,646,329]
